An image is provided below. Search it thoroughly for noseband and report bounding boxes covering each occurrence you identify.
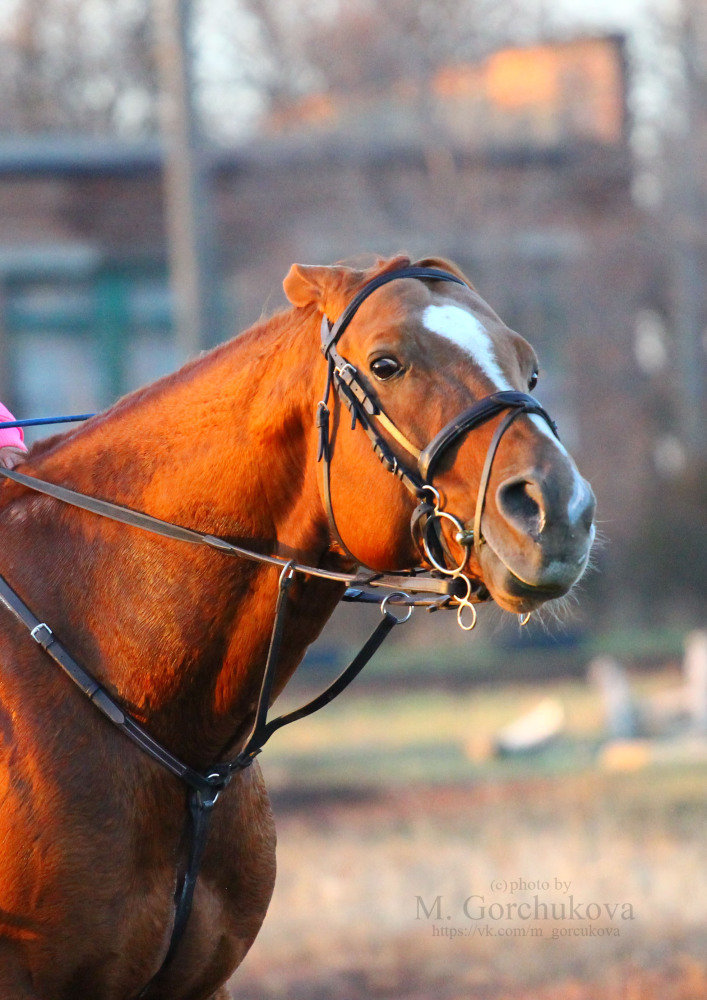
[317,266,559,625]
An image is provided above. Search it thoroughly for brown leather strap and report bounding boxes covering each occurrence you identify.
[0,466,453,597]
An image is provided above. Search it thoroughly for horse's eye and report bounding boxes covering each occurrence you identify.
[370,356,403,381]
[528,368,539,391]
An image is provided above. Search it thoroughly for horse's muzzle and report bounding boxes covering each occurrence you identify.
[475,467,596,612]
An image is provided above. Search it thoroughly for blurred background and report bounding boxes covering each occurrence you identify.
[0,0,705,996]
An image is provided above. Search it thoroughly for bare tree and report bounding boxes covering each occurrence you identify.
[0,0,158,135]
[0,0,535,140]
[238,0,532,108]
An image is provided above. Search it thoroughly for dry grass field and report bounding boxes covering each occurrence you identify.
[227,675,707,1000]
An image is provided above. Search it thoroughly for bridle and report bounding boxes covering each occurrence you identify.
[0,266,561,994]
[317,265,559,627]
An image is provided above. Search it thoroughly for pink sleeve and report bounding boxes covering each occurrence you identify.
[0,402,27,451]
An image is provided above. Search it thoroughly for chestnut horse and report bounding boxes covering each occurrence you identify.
[0,255,595,999]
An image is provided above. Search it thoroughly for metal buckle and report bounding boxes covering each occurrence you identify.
[30,622,53,647]
[196,770,232,810]
[334,361,357,382]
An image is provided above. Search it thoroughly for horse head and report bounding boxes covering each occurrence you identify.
[285,254,595,616]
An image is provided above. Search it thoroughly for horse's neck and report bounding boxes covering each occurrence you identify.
[6,308,340,765]
[35,312,321,541]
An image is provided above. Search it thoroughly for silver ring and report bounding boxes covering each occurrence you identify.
[453,575,478,631]
[420,484,441,510]
[380,592,413,623]
[422,509,469,577]
[457,601,478,631]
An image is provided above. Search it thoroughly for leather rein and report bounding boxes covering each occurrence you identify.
[0,265,558,994]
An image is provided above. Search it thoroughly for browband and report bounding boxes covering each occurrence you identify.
[322,265,466,358]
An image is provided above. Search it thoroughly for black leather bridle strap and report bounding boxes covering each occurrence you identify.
[472,409,526,562]
[418,390,558,482]
[463,399,558,563]
[322,265,466,356]
[318,266,468,564]
[317,267,562,578]
[320,266,468,492]
[315,398,359,565]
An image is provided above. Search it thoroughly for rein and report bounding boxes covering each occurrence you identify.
[0,265,559,994]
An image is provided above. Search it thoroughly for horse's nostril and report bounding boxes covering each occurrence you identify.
[497,477,545,535]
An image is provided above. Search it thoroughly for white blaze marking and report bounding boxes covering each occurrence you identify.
[422,303,510,389]
[423,302,590,529]
[530,413,591,527]
[529,413,569,458]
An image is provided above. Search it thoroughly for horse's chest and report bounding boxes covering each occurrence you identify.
[0,719,276,1000]
[132,766,278,998]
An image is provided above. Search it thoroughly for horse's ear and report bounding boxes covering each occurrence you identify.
[283,255,412,315]
[283,263,332,309]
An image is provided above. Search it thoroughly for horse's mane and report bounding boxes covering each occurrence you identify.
[22,303,303,465]
[22,254,471,467]
[26,429,73,460]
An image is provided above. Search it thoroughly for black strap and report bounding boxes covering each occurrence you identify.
[0,564,405,992]
[0,466,285,559]
[232,563,296,767]
[238,611,397,759]
[0,574,224,798]
[471,408,525,562]
[316,392,361,565]
[317,269,559,577]
[316,266,467,564]
[322,265,466,357]
[135,784,220,999]
[418,391,558,481]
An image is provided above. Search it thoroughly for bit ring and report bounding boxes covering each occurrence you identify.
[422,509,470,577]
[380,592,413,623]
